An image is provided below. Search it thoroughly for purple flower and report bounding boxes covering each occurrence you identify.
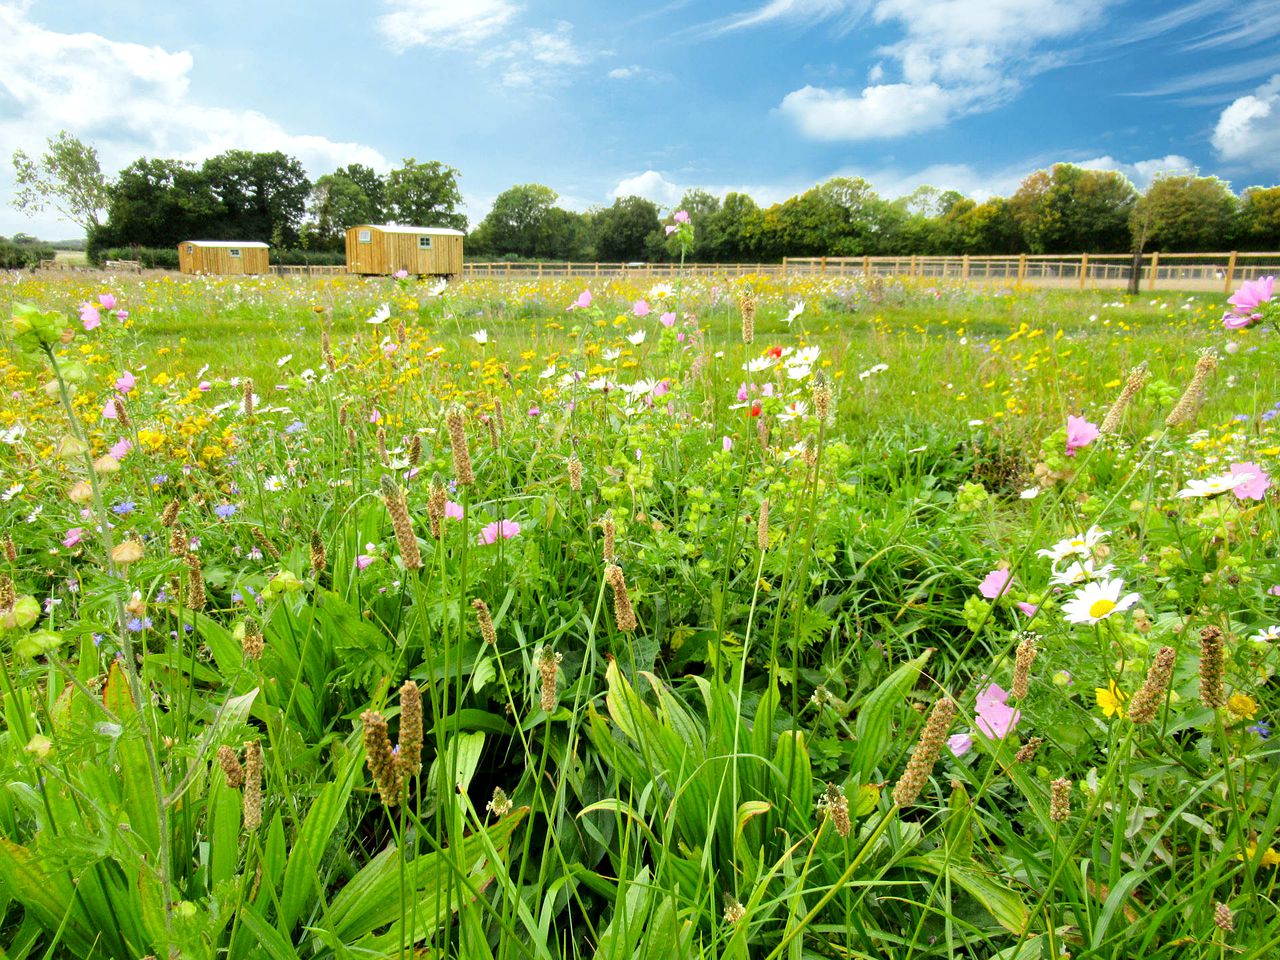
[1223,276,1273,329]
[1230,461,1271,501]
[356,554,376,570]
[948,733,974,756]
[660,311,676,328]
[285,421,305,434]
[1065,415,1099,457]
[98,293,117,310]
[478,520,520,545]
[975,684,1021,740]
[112,501,135,516]
[109,439,132,460]
[633,299,651,317]
[126,616,152,632]
[215,503,237,518]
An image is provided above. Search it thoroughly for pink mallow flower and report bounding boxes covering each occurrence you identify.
[975,684,1021,740]
[445,501,465,521]
[98,293,117,310]
[664,225,677,236]
[722,436,733,452]
[356,555,376,571]
[1017,601,1040,618]
[109,439,132,460]
[102,399,119,420]
[633,299,651,317]
[63,528,84,548]
[979,568,1014,600]
[1230,461,1271,500]
[116,371,136,394]
[1223,276,1273,328]
[948,733,974,756]
[1065,415,1099,456]
[478,520,520,545]
[660,311,676,328]
[674,210,690,223]
[571,290,593,310]
[79,304,101,330]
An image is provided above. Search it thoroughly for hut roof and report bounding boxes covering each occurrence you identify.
[359,224,465,237]
[182,240,270,248]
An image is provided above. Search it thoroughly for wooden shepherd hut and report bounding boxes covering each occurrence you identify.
[177,241,270,276]
[345,224,464,279]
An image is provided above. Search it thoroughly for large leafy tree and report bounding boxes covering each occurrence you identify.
[11,131,112,235]
[307,168,385,249]
[201,150,310,245]
[94,158,219,249]
[477,184,559,258]
[1010,164,1137,253]
[1130,174,1238,252]
[1235,185,1280,250]
[592,196,661,261]
[385,159,466,230]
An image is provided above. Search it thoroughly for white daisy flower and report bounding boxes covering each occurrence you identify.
[1050,558,1117,587]
[778,400,809,422]
[1037,526,1110,563]
[539,365,558,379]
[366,302,391,325]
[743,356,775,373]
[470,329,489,345]
[0,424,27,444]
[2,483,23,501]
[626,330,646,346]
[1250,626,1280,644]
[1061,577,1141,625]
[602,348,622,361]
[791,346,821,367]
[783,301,805,325]
[1177,471,1250,498]
[276,354,293,367]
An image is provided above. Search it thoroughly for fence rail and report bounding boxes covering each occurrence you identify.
[459,252,1280,292]
[268,264,348,277]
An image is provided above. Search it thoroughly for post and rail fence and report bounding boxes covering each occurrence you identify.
[458,252,1280,294]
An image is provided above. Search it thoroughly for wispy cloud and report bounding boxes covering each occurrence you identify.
[704,0,870,36]
[479,21,592,89]
[377,0,520,53]
[1131,53,1280,97]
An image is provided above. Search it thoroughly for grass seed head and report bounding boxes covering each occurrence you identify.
[1128,646,1176,725]
[243,740,264,830]
[218,745,244,788]
[892,695,956,807]
[1049,777,1072,823]
[1199,625,1225,709]
[397,681,423,778]
[361,710,402,806]
[472,598,498,645]
[446,405,475,485]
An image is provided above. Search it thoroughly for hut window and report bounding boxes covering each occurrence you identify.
[229,249,242,258]
[418,236,433,249]
[186,245,194,254]
[358,229,372,243]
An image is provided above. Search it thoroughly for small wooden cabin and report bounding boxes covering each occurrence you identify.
[178,241,270,275]
[345,224,463,278]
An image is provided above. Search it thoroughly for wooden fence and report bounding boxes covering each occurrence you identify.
[460,252,1280,293]
[269,264,348,277]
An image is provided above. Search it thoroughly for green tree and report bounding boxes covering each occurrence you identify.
[1130,174,1238,252]
[11,131,112,235]
[940,197,1024,254]
[593,196,661,261]
[308,171,383,249]
[478,184,559,258]
[1010,164,1137,253]
[201,150,310,245]
[385,159,466,230]
[1236,186,1280,250]
[94,158,218,249]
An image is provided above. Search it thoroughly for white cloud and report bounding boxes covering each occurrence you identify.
[756,0,1106,139]
[377,0,520,53]
[709,0,869,34]
[611,171,685,206]
[778,82,955,139]
[480,21,589,88]
[0,4,387,237]
[1212,74,1280,165]
[1076,154,1197,187]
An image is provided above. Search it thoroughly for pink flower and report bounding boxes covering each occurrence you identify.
[722,436,733,452]
[1223,311,1257,330]
[975,683,1021,740]
[98,293,117,310]
[674,210,690,223]
[116,310,129,321]
[979,568,1013,599]
[79,304,101,330]
[652,380,670,398]
[1226,276,1273,326]
[1017,601,1040,618]
[109,439,132,460]
[664,225,678,236]
[1065,415,1099,456]
[633,299,651,317]
[445,501,465,521]
[392,269,409,280]
[737,383,750,402]
[356,555,376,571]
[102,399,118,420]
[761,383,775,398]
[528,406,541,417]
[660,311,676,328]
[1230,461,1270,500]
[478,520,520,545]
[948,733,974,756]
[116,371,136,394]
[571,290,593,310]
[198,381,211,392]
[63,528,83,548]
[369,409,381,424]
[1269,585,1280,597]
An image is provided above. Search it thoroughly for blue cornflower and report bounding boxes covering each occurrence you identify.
[126,616,152,632]
[1249,722,1271,739]
[285,421,306,434]
[112,501,136,516]
[215,503,237,519]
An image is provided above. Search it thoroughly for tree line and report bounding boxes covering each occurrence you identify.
[10,132,1280,263]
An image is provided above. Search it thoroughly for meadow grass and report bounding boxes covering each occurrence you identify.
[0,271,1278,959]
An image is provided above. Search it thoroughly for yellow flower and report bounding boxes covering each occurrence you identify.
[1238,841,1280,868]
[1227,693,1259,720]
[1095,680,1127,718]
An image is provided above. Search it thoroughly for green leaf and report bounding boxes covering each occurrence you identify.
[851,649,932,781]
[903,852,1030,935]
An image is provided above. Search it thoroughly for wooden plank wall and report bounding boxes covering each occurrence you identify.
[346,228,462,276]
[178,244,269,275]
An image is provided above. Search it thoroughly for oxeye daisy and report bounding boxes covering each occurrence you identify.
[1037,525,1109,564]
[1061,577,1140,625]
[1250,625,1280,644]
[1049,558,1116,587]
[1177,470,1251,498]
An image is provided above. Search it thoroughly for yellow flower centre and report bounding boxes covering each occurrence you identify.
[1088,598,1117,619]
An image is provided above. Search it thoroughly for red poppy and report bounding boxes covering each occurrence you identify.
[766,345,783,359]
[748,402,762,417]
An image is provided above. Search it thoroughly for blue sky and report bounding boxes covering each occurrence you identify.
[2,0,1278,239]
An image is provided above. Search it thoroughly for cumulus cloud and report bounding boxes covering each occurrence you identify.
[749,0,1107,139]
[1212,75,1280,165]
[1076,154,1197,187]
[377,0,520,52]
[0,4,387,236]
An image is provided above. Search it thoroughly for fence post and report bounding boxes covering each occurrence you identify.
[909,255,917,279]
[1223,251,1238,294]
[1148,252,1159,292]
[1017,254,1027,285]
[962,254,970,282]
[862,255,870,277]
[1079,252,1089,290]
[782,256,789,274]
[821,256,827,275]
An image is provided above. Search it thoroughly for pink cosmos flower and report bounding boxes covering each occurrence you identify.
[722,436,733,452]
[1230,461,1270,500]
[198,381,211,392]
[369,409,381,424]
[392,269,409,280]
[571,290,593,310]
[674,210,690,223]
[116,310,129,321]
[63,528,84,548]
[1270,585,1280,597]
[98,293,117,310]
[528,406,541,417]
[79,304,101,330]
[356,555,376,571]
[1017,601,1040,617]
[652,380,670,398]
[1223,276,1273,328]
[633,299,651,317]
[979,568,1014,599]
[109,439,132,460]
[761,383,776,398]
[445,501,465,521]
[737,383,750,402]
[975,683,1021,739]
[1065,415,1099,456]
[948,733,974,756]
[478,520,520,545]
[660,311,676,328]
[116,371,136,394]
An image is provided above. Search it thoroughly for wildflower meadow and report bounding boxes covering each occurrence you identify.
[1,258,1279,959]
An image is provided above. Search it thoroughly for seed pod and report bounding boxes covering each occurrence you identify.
[818,782,851,838]
[397,681,423,778]
[605,564,638,632]
[309,531,327,574]
[160,500,181,527]
[242,741,264,830]
[218,745,245,788]
[601,511,616,564]
[892,695,956,807]
[1012,631,1038,701]
[739,293,756,345]
[472,598,498,645]
[537,646,562,714]
[1049,777,1071,823]
[361,710,402,806]
[756,499,770,551]
[426,473,447,540]
[2,533,15,563]
[380,475,423,570]
[446,405,474,485]
[241,616,264,661]
[567,454,583,491]
[1199,625,1225,709]
[186,555,207,612]
[1014,736,1043,764]
[242,378,254,419]
[408,434,422,467]
[251,527,281,561]
[1128,646,1176,725]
